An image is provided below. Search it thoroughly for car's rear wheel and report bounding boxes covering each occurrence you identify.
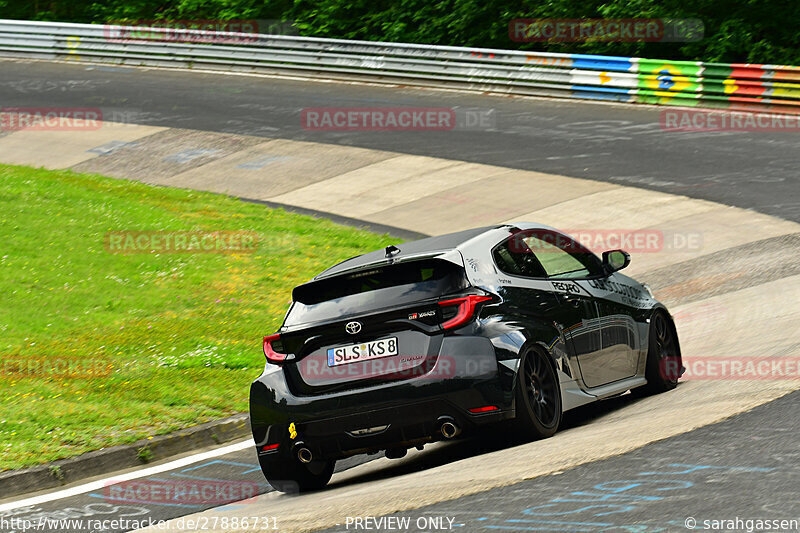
[261,457,335,493]
[513,347,561,439]
[634,310,681,396]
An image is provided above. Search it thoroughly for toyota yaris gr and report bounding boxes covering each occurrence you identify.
[250,223,682,492]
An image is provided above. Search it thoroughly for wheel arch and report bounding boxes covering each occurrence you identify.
[649,305,682,359]
[481,315,569,375]
[506,335,566,416]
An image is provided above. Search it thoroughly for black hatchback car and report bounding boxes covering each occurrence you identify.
[250,223,682,492]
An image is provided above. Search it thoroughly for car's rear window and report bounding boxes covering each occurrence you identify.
[285,258,468,326]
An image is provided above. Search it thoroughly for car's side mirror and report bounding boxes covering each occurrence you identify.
[602,249,631,273]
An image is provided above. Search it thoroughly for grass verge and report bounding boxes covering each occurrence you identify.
[0,164,396,470]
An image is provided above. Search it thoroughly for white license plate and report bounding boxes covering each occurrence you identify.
[327,337,398,367]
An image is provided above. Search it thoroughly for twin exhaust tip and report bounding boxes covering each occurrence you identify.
[439,418,461,439]
[296,419,460,464]
[295,444,313,463]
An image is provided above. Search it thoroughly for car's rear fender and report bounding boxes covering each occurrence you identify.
[472,290,576,373]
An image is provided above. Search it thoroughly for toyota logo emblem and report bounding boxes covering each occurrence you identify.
[345,321,362,334]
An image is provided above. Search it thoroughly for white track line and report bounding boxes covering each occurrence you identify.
[0,439,252,512]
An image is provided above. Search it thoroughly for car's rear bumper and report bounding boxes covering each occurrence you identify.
[249,335,516,461]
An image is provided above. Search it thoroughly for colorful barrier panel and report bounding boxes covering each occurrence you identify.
[1,19,799,114]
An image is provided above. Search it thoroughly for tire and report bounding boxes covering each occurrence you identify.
[634,310,682,396]
[513,347,562,439]
[261,457,335,494]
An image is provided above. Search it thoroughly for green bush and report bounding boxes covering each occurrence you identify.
[2,0,798,75]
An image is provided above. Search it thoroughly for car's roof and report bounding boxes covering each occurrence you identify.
[314,222,567,280]
[316,225,505,279]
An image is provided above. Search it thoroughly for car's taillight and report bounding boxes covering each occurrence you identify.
[438,294,493,330]
[468,405,499,414]
[263,334,287,363]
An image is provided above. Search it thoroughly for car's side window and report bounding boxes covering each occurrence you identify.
[492,238,547,278]
[524,236,591,278]
[493,229,603,280]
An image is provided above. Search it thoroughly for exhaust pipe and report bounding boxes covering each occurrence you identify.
[439,417,461,439]
[294,443,313,463]
[441,422,459,439]
[297,447,313,463]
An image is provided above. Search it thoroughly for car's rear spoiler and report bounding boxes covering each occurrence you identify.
[310,249,465,282]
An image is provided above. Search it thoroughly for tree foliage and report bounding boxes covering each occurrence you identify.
[1,0,798,64]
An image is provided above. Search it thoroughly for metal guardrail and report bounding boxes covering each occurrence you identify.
[2,19,800,114]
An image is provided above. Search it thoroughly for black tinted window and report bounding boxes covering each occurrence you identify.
[493,240,547,278]
[285,259,468,326]
[494,229,603,279]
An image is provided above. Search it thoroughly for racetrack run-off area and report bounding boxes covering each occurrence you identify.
[0,59,798,533]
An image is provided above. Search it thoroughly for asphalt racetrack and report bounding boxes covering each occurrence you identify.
[0,59,798,533]
[1,60,798,221]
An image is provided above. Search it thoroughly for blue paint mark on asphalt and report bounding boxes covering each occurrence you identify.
[87,140,136,155]
[81,457,267,513]
[165,473,257,482]
[164,149,221,163]
[638,463,775,475]
[177,460,261,476]
[485,526,593,531]
[524,503,636,516]
[480,464,774,530]
[237,155,290,169]
[86,492,204,508]
[592,479,693,492]
[508,519,614,526]
[554,491,662,502]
